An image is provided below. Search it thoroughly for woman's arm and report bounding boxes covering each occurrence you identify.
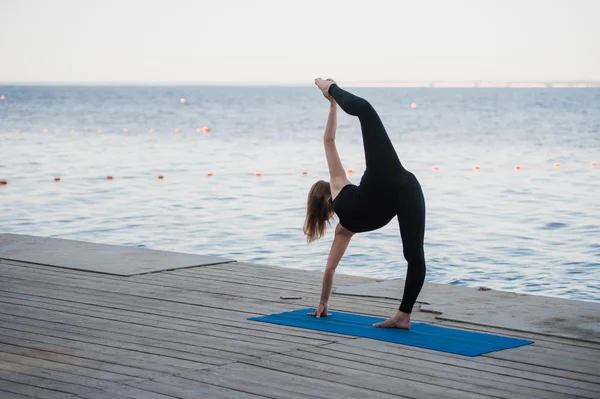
[311,224,354,317]
[323,101,350,196]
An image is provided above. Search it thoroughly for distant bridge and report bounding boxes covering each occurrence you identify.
[344,81,600,88]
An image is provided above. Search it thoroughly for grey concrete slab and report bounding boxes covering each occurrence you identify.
[335,279,600,342]
[0,234,235,276]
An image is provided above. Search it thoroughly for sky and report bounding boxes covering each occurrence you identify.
[1,0,599,84]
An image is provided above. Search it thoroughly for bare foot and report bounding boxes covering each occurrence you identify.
[314,78,336,98]
[373,311,411,329]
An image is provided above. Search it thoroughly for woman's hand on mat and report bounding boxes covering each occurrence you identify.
[308,302,330,318]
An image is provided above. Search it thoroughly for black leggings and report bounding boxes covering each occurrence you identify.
[328,83,426,314]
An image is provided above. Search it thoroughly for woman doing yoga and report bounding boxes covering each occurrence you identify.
[303,78,426,329]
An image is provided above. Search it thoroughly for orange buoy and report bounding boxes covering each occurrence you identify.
[107,175,113,180]
[432,166,439,171]
[255,172,262,177]
[180,98,186,104]
[0,180,7,185]
[202,126,210,133]
[554,163,561,168]
[347,168,353,174]
[474,165,481,170]
[158,175,164,179]
[515,165,521,170]
[54,177,61,182]
[411,102,417,109]
[207,172,213,177]
[149,128,155,133]
[0,95,5,100]
[302,171,308,175]
[591,161,597,167]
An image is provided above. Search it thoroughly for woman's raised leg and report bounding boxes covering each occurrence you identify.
[316,79,403,175]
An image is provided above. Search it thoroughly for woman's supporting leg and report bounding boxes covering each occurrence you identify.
[328,84,403,175]
[397,176,426,314]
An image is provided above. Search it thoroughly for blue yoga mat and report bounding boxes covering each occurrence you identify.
[249,309,533,356]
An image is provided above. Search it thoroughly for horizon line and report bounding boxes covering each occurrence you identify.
[2,80,600,88]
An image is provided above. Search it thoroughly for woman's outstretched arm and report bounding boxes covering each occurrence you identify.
[323,100,350,197]
[310,224,354,317]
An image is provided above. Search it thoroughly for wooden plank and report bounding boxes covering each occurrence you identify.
[0,273,412,324]
[137,370,324,399]
[0,277,438,330]
[170,269,382,298]
[0,362,224,399]
[0,272,408,324]
[0,354,185,399]
[0,260,587,341]
[0,378,79,399]
[0,334,209,376]
[0,298,334,348]
[1,266,596,354]
[132,272,397,308]
[0,287,351,340]
[128,374,282,399]
[241,353,549,399]
[248,351,597,399]
[174,261,375,283]
[284,346,598,399]
[0,258,429,320]
[0,313,265,365]
[0,258,372,305]
[148,265,324,285]
[0,271,303,315]
[0,351,143,383]
[0,302,315,355]
[294,346,578,399]
[0,365,175,399]
[0,286,432,340]
[0,390,38,399]
[1,258,375,296]
[341,338,600,390]
[179,362,412,399]
[0,262,391,311]
[0,257,352,287]
[0,343,185,389]
[0,279,266,322]
[0,273,409,325]
[0,315,297,365]
[0,332,210,378]
[486,347,600,377]
[0,233,234,276]
[516,343,600,365]
[1,317,233,366]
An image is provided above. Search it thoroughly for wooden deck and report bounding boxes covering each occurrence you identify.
[1,257,599,399]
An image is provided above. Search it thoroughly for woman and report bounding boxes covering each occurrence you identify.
[303,78,426,329]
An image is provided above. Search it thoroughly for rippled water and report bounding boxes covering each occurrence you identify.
[1,86,599,302]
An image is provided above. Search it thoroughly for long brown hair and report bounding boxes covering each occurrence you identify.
[303,180,335,244]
